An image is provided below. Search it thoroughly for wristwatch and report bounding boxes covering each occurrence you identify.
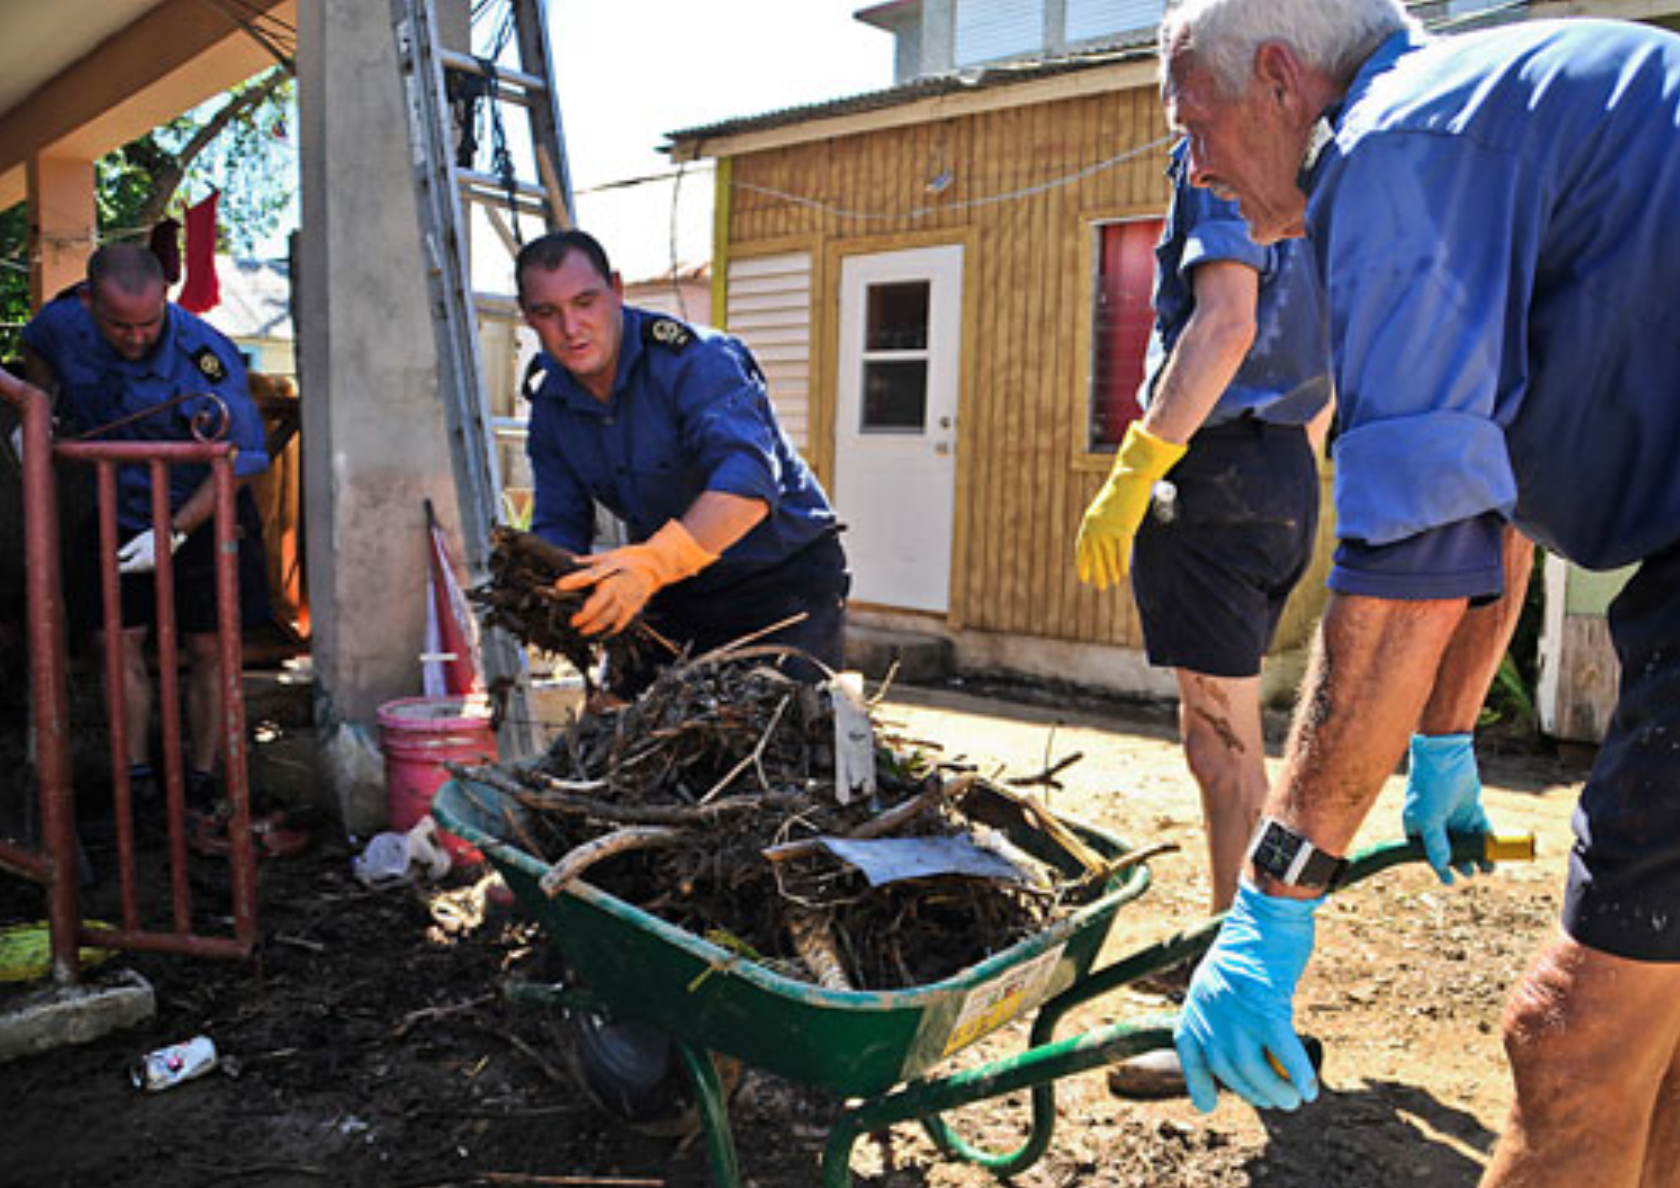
[1247,817,1348,890]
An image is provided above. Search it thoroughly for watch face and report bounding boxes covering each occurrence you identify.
[1252,821,1300,875]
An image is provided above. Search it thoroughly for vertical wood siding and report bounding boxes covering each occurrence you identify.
[721,82,1331,654]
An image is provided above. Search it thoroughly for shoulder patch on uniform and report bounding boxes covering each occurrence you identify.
[521,354,550,401]
[643,317,694,352]
[192,346,227,384]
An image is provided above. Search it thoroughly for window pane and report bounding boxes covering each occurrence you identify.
[862,360,928,432]
[866,282,930,351]
[1089,218,1163,451]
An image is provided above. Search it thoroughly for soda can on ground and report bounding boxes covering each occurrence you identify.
[132,1036,218,1091]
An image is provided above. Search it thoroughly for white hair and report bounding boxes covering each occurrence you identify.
[1160,0,1419,96]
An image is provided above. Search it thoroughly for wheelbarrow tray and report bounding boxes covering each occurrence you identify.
[434,775,1150,1098]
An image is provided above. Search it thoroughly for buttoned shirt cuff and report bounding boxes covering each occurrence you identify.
[706,453,782,510]
[1332,411,1515,546]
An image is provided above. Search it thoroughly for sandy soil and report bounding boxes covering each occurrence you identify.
[0,671,1589,1188]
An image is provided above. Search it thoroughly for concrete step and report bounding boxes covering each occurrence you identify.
[844,624,953,684]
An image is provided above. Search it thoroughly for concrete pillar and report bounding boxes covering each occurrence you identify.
[296,0,469,833]
[26,154,95,306]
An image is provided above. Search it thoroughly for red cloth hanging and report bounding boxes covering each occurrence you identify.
[177,193,221,313]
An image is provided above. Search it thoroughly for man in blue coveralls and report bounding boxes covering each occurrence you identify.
[1078,143,1338,1099]
[1157,3,1680,1184]
[19,243,269,819]
[515,229,849,695]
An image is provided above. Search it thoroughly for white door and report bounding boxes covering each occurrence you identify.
[835,245,964,613]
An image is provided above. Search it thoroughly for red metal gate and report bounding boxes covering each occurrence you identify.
[0,380,259,984]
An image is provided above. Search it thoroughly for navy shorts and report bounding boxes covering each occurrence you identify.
[68,491,269,637]
[1130,418,1320,679]
[610,532,851,697]
[1562,544,1680,962]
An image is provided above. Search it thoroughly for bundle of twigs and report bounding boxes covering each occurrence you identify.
[469,526,675,691]
[449,651,1102,990]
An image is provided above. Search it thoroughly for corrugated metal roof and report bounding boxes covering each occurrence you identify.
[662,35,1158,151]
[662,1,1540,153]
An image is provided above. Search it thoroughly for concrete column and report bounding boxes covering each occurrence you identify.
[26,154,95,306]
[296,0,469,833]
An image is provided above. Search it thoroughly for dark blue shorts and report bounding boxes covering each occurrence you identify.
[1130,418,1320,679]
[1562,544,1680,962]
[69,490,270,637]
[610,532,851,696]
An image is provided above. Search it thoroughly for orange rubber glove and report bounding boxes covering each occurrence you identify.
[557,519,718,637]
[1075,423,1187,591]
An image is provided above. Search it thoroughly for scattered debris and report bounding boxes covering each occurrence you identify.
[468,527,676,694]
[449,647,1112,991]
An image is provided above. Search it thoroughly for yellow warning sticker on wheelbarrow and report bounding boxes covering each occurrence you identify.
[941,944,1065,1057]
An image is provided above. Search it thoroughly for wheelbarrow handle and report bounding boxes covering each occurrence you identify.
[1336,831,1538,890]
[853,831,1539,1185]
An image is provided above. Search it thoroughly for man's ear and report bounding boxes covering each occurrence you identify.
[1253,42,1307,118]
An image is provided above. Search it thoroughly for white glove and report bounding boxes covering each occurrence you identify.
[117,528,186,574]
[7,426,20,464]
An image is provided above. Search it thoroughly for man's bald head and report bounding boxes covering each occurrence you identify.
[83,245,169,361]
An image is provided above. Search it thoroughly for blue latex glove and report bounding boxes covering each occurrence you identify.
[1403,733,1493,885]
[1175,881,1322,1114]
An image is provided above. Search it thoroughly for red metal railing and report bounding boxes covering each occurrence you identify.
[0,381,259,982]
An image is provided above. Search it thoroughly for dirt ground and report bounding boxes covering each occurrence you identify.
[0,666,1589,1188]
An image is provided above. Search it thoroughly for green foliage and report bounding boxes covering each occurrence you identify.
[158,73,298,256]
[1,206,29,358]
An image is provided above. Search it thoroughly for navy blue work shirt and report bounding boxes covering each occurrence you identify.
[1303,21,1680,597]
[23,290,269,531]
[1144,142,1331,428]
[525,305,838,594]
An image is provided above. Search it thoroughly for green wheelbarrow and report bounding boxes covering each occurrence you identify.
[433,776,1534,1187]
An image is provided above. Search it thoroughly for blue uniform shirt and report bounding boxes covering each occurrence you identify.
[525,305,838,594]
[1144,144,1331,427]
[1304,21,1680,597]
[23,291,269,531]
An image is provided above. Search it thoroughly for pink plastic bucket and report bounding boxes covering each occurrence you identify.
[377,695,496,865]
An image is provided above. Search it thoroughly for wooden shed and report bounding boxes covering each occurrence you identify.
[667,44,1333,700]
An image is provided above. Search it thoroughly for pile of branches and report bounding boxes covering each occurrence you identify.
[469,526,672,691]
[453,651,1117,991]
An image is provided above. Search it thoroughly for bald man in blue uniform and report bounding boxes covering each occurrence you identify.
[1159,5,1680,1184]
[516,229,848,695]
[22,244,269,816]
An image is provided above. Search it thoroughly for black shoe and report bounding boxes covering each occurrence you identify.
[186,769,219,817]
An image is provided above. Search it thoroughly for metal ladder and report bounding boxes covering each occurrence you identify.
[391,0,576,749]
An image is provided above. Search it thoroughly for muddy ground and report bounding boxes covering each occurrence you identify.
[0,667,1588,1188]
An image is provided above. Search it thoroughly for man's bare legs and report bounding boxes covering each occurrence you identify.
[182,631,223,777]
[1175,669,1269,913]
[108,627,224,781]
[1482,932,1680,1188]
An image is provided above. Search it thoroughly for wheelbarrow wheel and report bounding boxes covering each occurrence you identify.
[561,1011,741,1139]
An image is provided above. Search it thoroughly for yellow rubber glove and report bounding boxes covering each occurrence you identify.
[557,519,718,637]
[1075,423,1187,591]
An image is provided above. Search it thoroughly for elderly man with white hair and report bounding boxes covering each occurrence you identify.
[1156,2,1680,1185]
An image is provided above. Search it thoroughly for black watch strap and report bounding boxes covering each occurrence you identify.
[1247,817,1349,890]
